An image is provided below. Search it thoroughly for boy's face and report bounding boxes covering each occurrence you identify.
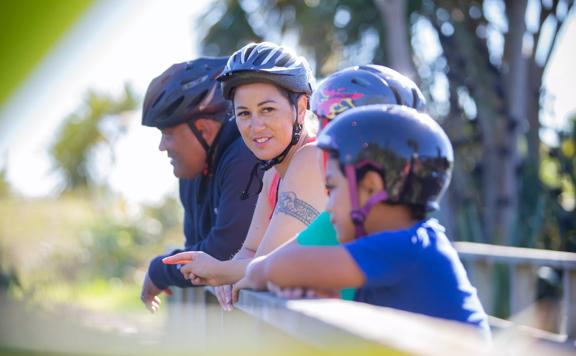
[325,158,355,243]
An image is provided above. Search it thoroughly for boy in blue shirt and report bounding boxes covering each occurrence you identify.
[234,105,490,336]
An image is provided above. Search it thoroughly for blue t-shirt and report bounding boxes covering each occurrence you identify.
[344,219,490,335]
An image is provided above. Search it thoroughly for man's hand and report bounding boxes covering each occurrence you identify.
[163,251,222,286]
[140,272,172,313]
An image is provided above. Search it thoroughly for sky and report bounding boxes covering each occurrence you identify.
[0,0,575,204]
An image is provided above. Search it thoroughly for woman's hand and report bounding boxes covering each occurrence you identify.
[231,256,269,303]
[214,284,233,311]
[163,251,223,286]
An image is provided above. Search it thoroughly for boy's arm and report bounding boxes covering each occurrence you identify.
[265,244,365,290]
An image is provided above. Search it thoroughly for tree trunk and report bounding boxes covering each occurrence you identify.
[498,0,528,245]
[373,0,417,80]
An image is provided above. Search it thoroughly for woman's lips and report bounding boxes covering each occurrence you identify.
[253,136,272,146]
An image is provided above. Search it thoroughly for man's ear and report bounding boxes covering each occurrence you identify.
[359,171,384,196]
[194,118,222,145]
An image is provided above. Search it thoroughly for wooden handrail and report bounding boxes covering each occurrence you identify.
[454,242,576,268]
[454,242,576,340]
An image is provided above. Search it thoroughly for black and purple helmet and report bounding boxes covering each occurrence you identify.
[318,105,453,237]
[311,65,425,129]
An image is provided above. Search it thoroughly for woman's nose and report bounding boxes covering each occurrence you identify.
[250,114,266,132]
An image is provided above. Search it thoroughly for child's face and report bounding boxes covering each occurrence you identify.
[325,158,355,243]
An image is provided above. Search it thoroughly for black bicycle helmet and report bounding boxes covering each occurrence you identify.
[217,42,313,100]
[142,57,234,184]
[317,105,453,237]
[142,57,232,130]
[311,65,426,129]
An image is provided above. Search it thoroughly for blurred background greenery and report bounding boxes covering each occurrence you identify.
[0,0,575,351]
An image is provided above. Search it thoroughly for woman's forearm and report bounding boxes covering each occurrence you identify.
[234,246,256,260]
[214,257,253,285]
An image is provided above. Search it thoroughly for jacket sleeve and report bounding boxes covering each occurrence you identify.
[148,141,260,289]
[186,141,260,261]
[147,249,191,290]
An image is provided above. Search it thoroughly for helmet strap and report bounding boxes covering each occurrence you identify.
[188,119,223,177]
[187,121,210,153]
[240,162,265,200]
[345,165,389,238]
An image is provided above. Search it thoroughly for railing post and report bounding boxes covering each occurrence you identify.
[560,269,576,339]
[510,263,536,317]
[470,259,493,315]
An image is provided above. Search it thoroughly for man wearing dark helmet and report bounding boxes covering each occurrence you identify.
[139,57,261,313]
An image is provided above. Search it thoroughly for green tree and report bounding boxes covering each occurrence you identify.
[49,84,138,193]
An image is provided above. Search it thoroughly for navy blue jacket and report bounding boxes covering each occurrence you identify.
[148,120,260,289]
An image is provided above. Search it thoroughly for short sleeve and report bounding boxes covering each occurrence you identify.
[344,232,417,287]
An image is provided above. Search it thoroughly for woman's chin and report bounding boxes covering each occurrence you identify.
[251,148,281,161]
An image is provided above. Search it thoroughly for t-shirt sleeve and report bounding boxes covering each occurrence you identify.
[296,210,339,246]
[344,232,417,287]
[185,141,259,261]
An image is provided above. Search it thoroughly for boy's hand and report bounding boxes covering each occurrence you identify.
[140,272,173,313]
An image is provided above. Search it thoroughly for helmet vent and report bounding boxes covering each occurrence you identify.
[151,91,165,109]
[243,45,256,63]
[181,74,208,90]
[253,51,271,66]
[161,96,184,119]
[275,54,290,67]
[389,85,403,106]
[188,90,208,110]
[411,88,419,108]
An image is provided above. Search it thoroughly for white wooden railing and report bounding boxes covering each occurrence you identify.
[455,242,576,340]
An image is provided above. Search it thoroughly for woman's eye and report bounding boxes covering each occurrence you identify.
[262,107,275,113]
[236,111,249,118]
[325,184,334,196]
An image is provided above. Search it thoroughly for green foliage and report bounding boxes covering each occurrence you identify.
[199,0,400,75]
[0,166,11,198]
[0,194,182,311]
[197,0,575,254]
[49,196,181,284]
[49,84,138,193]
[0,0,94,107]
[0,242,21,294]
[539,116,576,252]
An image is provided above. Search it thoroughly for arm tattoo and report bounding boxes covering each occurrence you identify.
[274,191,319,225]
